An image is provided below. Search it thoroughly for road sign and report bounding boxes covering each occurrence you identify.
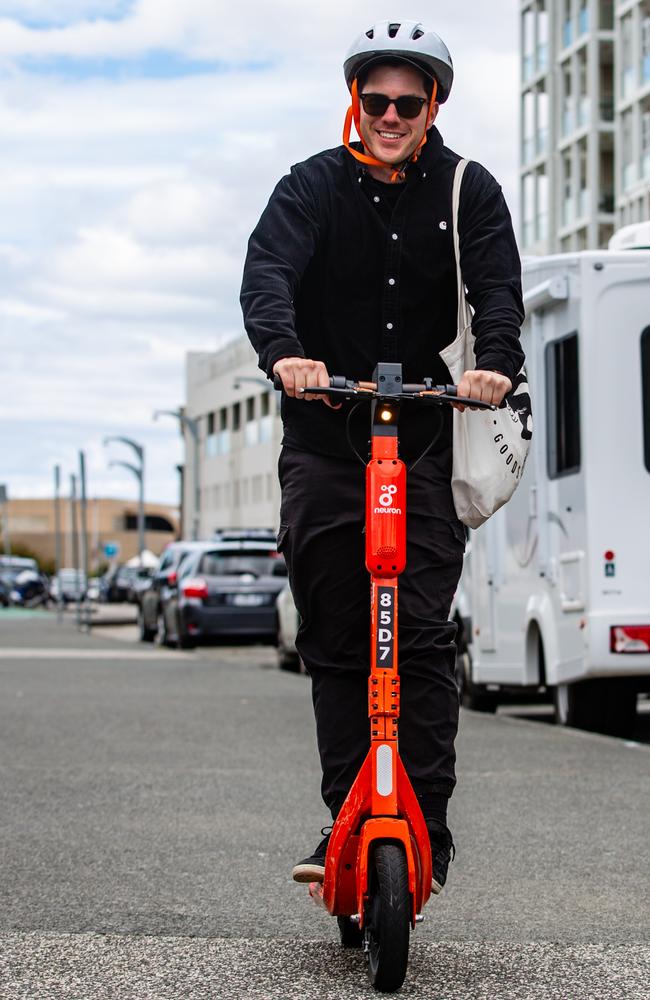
[104,542,120,558]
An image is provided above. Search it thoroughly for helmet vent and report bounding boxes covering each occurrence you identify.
[365,28,374,39]
[388,23,401,38]
[412,28,424,40]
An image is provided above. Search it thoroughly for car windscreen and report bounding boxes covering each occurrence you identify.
[198,551,277,577]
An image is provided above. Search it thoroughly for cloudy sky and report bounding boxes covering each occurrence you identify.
[1,0,519,506]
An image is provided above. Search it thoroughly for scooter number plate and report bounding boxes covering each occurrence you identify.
[376,586,395,669]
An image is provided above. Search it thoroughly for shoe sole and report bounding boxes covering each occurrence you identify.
[431,877,444,895]
[292,862,325,884]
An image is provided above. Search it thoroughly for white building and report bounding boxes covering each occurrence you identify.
[183,338,282,538]
[520,0,650,254]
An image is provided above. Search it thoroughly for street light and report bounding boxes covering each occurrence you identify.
[154,409,200,541]
[232,375,280,412]
[104,436,145,562]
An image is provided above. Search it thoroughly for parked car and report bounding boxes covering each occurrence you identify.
[8,570,50,608]
[0,574,10,607]
[101,564,142,603]
[276,583,304,672]
[153,534,288,649]
[138,541,213,643]
[50,568,87,603]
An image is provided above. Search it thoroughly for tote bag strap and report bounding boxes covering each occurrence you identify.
[452,158,472,333]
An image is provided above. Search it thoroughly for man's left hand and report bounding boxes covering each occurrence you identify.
[454,370,512,412]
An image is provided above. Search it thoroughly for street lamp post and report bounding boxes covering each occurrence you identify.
[232,375,280,413]
[0,484,11,555]
[154,409,200,541]
[104,436,145,562]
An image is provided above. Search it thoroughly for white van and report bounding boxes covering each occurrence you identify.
[459,244,650,736]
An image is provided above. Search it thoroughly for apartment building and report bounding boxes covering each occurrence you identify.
[520,0,650,253]
[184,338,282,537]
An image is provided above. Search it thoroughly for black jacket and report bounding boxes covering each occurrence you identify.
[240,126,524,459]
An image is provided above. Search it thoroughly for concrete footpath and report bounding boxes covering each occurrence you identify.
[1,610,649,999]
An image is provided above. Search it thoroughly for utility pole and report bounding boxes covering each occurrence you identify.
[70,474,81,627]
[0,484,10,556]
[104,436,146,562]
[54,466,63,623]
[154,409,200,540]
[79,451,91,631]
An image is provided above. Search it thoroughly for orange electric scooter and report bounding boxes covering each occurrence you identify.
[276,362,493,992]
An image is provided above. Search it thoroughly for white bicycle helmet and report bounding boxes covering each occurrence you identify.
[344,20,454,104]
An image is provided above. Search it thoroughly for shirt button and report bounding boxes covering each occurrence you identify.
[373,196,380,203]
[386,323,394,330]
[392,233,398,240]
[388,278,396,286]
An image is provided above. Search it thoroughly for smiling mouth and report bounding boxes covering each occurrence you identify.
[377,130,406,140]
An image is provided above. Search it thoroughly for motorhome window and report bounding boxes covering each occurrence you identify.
[546,333,580,478]
[642,327,650,474]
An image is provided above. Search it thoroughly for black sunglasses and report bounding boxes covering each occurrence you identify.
[359,92,428,119]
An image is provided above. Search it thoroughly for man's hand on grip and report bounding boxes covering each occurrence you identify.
[272,357,341,409]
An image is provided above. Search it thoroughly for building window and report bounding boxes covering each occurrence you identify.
[578,139,588,219]
[252,474,263,504]
[578,0,588,36]
[621,13,635,99]
[536,169,549,241]
[522,8,535,81]
[642,15,650,84]
[642,108,650,180]
[546,333,581,479]
[599,0,613,31]
[621,108,636,191]
[217,407,230,455]
[562,151,573,226]
[206,412,217,457]
[260,391,273,443]
[561,63,572,136]
[523,90,535,163]
[522,172,535,247]
[232,401,241,432]
[578,50,589,127]
[266,473,273,501]
[244,396,259,446]
[537,1,549,72]
[562,0,572,48]
[536,86,549,156]
[642,327,650,473]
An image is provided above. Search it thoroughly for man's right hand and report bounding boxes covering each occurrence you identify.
[272,357,340,409]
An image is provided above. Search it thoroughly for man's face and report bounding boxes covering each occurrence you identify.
[358,63,438,167]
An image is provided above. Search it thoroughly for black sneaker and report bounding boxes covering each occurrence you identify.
[292,826,332,883]
[426,819,455,894]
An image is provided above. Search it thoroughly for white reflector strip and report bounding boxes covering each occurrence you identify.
[376,744,393,797]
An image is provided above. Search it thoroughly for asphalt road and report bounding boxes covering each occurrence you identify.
[1,610,649,999]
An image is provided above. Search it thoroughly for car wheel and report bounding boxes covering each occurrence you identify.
[457,650,498,713]
[176,617,196,650]
[138,606,156,643]
[155,610,169,647]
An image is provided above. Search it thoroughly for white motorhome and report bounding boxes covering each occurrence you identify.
[459,236,650,737]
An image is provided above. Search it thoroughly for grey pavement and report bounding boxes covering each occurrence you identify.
[1,610,649,998]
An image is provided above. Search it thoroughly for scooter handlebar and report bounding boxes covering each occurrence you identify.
[272,373,495,410]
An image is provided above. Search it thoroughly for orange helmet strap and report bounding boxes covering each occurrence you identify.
[342,76,438,183]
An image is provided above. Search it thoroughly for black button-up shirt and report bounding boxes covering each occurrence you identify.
[241,126,524,459]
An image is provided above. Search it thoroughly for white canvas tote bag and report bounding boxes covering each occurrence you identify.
[439,158,532,529]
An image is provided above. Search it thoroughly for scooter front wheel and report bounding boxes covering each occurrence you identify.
[365,843,410,993]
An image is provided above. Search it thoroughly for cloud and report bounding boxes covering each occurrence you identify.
[2,2,522,505]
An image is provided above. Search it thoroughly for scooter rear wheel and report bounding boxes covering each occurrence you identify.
[365,843,410,992]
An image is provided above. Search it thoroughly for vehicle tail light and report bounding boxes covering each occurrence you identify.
[610,625,650,653]
[167,571,177,586]
[182,578,209,600]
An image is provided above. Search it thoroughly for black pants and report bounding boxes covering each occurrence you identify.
[278,446,465,818]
